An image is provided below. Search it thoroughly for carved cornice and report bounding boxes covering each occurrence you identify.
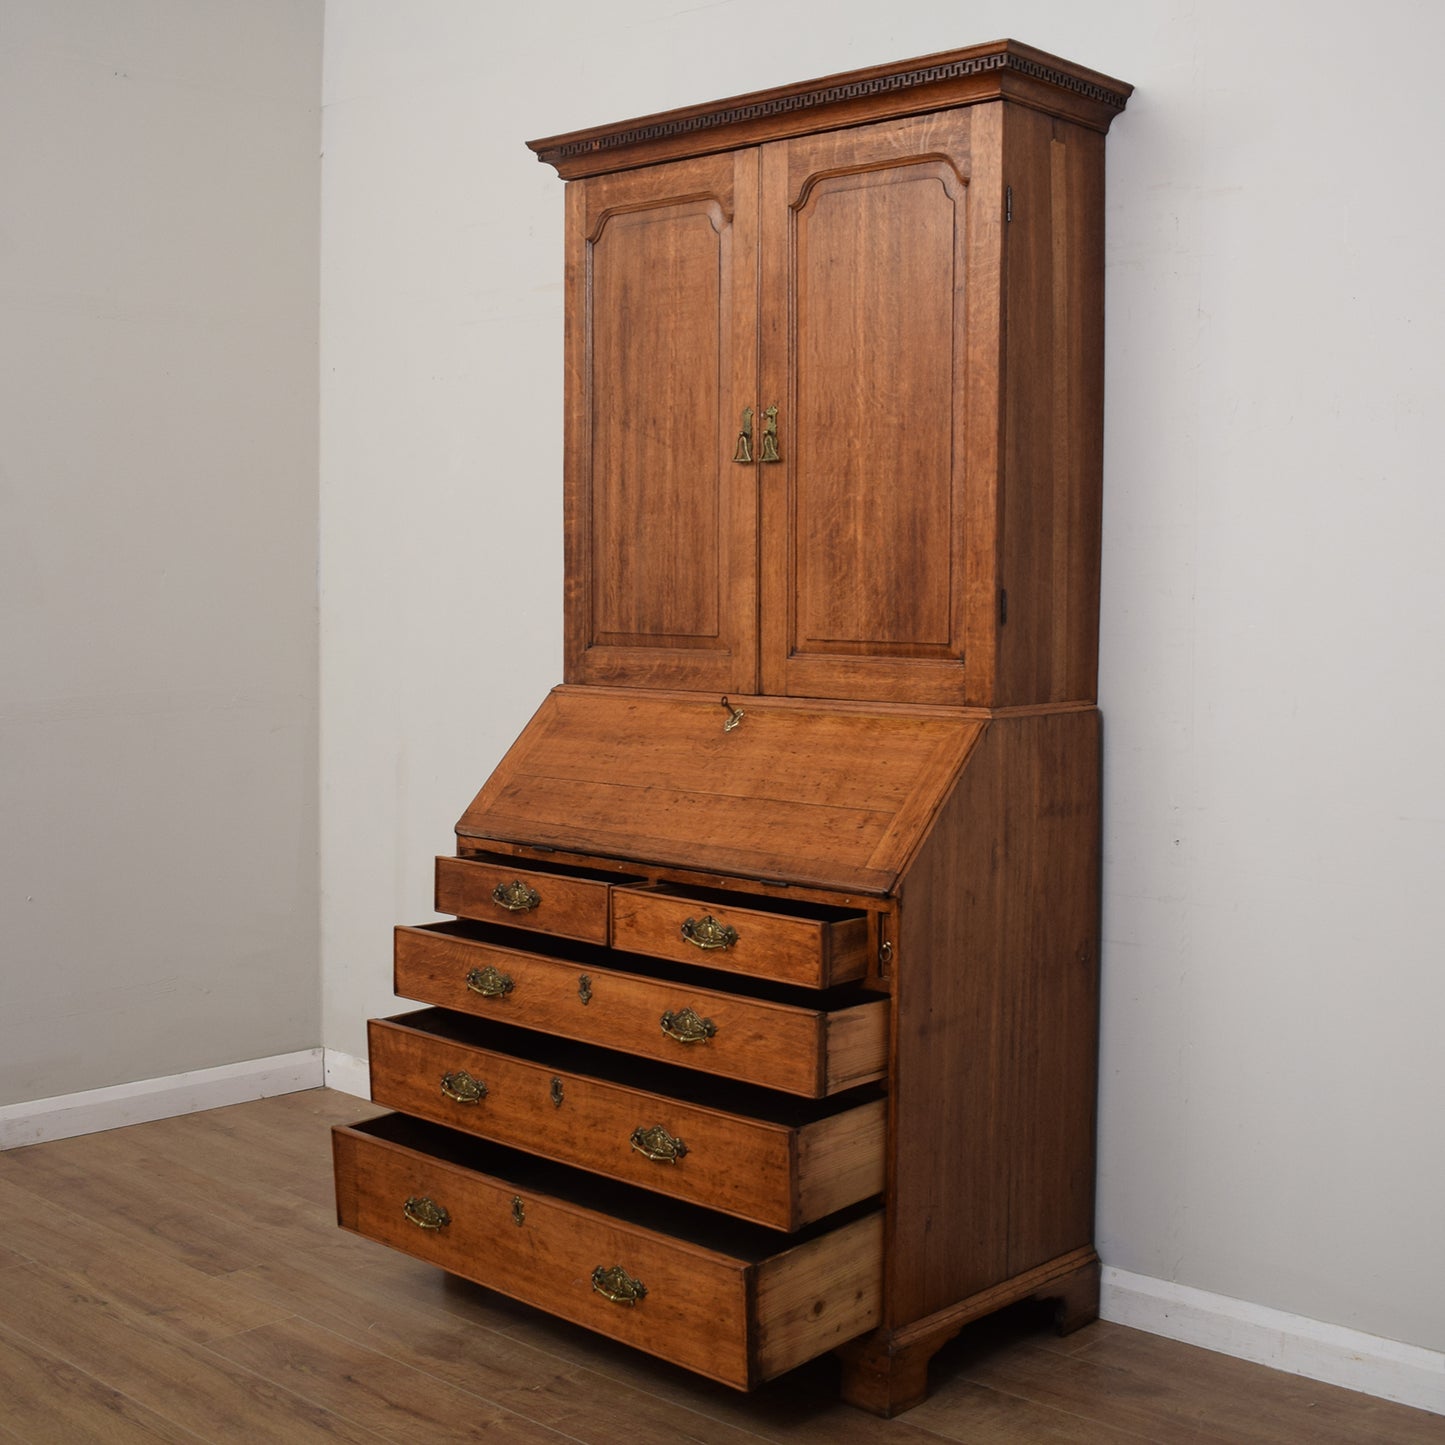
[530,43,1133,174]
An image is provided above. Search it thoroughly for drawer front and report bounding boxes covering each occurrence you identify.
[610,887,870,988]
[394,924,888,1097]
[333,1117,883,1389]
[435,856,612,944]
[368,1015,886,1230]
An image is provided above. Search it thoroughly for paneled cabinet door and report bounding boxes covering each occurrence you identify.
[563,149,760,693]
[564,112,988,704]
[758,109,985,705]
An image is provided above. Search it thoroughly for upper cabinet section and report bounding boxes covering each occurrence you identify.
[531,42,1130,709]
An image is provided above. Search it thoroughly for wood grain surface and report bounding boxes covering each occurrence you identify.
[394,922,889,1096]
[367,1009,885,1229]
[454,686,983,894]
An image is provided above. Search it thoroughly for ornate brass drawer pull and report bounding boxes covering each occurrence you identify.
[439,1070,487,1104]
[465,965,514,998]
[591,1264,647,1306]
[492,879,541,912]
[630,1124,688,1163]
[402,1196,450,1231]
[681,914,739,951]
[660,1006,717,1044]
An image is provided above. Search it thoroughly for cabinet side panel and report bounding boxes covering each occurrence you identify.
[1002,711,1101,1274]
[997,107,1106,705]
[888,711,1099,1323]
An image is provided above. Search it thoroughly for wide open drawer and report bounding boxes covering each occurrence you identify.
[333,1114,882,1390]
[368,1009,885,1231]
[394,922,888,1097]
[610,884,870,988]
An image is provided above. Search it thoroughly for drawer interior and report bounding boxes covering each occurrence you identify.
[405,920,884,1010]
[615,882,868,926]
[454,849,643,885]
[379,1006,884,1125]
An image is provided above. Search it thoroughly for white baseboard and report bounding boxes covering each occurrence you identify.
[1101,1266,1445,1418]
[0,1049,325,1150]
[322,1048,371,1100]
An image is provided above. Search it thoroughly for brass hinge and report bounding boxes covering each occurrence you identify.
[1005,185,1013,223]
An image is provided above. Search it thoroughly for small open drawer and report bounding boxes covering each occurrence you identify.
[333,1114,882,1390]
[435,854,639,945]
[610,884,870,988]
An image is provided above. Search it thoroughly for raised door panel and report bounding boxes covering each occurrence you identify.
[759,110,1001,704]
[565,150,760,692]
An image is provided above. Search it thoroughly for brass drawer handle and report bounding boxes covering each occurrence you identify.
[465,965,514,998]
[439,1070,487,1104]
[402,1196,450,1231]
[492,879,541,912]
[630,1124,688,1163]
[591,1264,647,1306]
[680,914,739,951]
[660,1006,716,1044]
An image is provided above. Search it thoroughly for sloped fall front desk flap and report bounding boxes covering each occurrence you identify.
[455,686,984,896]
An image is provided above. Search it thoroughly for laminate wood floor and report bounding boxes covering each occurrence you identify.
[0,1089,1438,1444]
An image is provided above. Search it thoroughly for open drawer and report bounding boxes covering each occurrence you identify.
[394,922,888,1097]
[368,1009,885,1230]
[610,884,870,988]
[435,854,640,946]
[333,1114,883,1390]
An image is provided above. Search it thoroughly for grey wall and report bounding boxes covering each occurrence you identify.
[0,0,323,1102]
[317,0,1445,1360]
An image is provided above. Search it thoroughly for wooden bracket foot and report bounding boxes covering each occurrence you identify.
[1035,1256,1100,1336]
[837,1328,955,1418]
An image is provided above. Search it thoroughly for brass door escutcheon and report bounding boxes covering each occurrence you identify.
[439,1069,487,1104]
[681,914,739,951]
[492,879,541,912]
[465,965,514,998]
[660,1006,717,1044]
[591,1264,647,1305]
[760,403,781,462]
[577,973,592,1005]
[630,1124,688,1163]
[719,695,745,732]
[732,406,754,463]
[549,1076,565,1108]
[511,1195,526,1227]
[402,1196,450,1230]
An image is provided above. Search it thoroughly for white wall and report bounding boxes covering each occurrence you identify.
[318,0,1445,1364]
[0,0,323,1102]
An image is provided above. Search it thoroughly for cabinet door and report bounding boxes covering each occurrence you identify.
[758,111,995,704]
[564,151,759,693]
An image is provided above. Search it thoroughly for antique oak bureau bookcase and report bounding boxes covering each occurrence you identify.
[332,40,1132,1415]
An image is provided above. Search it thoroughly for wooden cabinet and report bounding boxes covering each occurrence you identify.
[334,39,1130,1417]
[555,53,1126,708]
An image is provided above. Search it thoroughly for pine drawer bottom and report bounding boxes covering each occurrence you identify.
[333,1113,883,1389]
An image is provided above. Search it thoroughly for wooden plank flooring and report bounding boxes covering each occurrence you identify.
[0,1089,1438,1443]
